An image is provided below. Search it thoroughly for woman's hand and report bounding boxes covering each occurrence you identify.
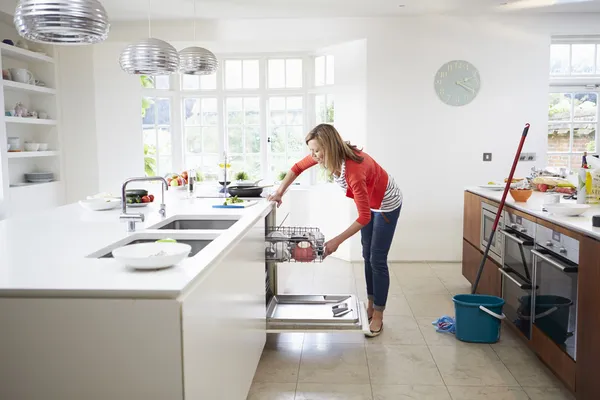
[324,237,342,258]
[267,191,283,207]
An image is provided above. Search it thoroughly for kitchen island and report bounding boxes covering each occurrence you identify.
[463,187,600,400]
[0,190,275,400]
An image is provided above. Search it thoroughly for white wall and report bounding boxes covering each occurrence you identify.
[58,14,600,261]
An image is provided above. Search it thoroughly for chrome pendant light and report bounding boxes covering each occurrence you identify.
[118,0,179,75]
[178,0,218,75]
[14,0,110,45]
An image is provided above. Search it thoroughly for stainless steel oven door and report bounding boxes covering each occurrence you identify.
[532,248,578,361]
[480,203,504,263]
[499,228,534,283]
[499,267,533,339]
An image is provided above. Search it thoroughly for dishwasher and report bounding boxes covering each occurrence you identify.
[264,207,368,332]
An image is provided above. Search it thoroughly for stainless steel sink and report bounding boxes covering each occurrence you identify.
[157,218,238,230]
[96,238,213,259]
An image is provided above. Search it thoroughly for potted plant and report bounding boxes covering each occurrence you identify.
[235,171,249,183]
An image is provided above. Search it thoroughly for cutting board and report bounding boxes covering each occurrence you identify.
[212,200,258,209]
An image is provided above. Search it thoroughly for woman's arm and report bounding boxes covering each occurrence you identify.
[269,155,317,206]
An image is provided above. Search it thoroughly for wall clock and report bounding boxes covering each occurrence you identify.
[434,60,481,107]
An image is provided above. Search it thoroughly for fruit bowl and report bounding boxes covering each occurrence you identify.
[510,189,532,202]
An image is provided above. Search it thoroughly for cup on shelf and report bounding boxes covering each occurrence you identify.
[8,68,34,85]
[24,143,39,152]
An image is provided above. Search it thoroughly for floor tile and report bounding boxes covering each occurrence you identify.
[253,342,302,383]
[429,345,519,387]
[416,317,460,346]
[390,263,435,279]
[372,385,451,399]
[366,344,444,385]
[522,387,575,400]
[295,383,373,400]
[365,315,425,346]
[303,332,366,345]
[429,262,463,277]
[446,386,529,400]
[381,294,414,316]
[405,294,455,318]
[266,333,305,346]
[298,343,370,384]
[399,276,449,295]
[246,383,296,400]
[492,346,561,387]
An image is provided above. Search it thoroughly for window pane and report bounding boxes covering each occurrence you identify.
[315,95,326,124]
[156,99,171,125]
[155,76,170,90]
[157,127,172,157]
[287,126,305,153]
[229,155,245,178]
[315,56,325,86]
[571,44,595,75]
[287,96,303,125]
[159,156,173,176]
[326,95,335,123]
[548,93,572,122]
[140,75,155,89]
[270,126,286,152]
[326,55,335,85]
[200,74,217,90]
[243,60,259,89]
[548,124,571,152]
[573,124,596,153]
[573,93,597,122]
[225,60,242,89]
[182,75,200,90]
[271,154,287,178]
[228,126,243,153]
[244,97,260,125]
[268,59,285,89]
[203,127,219,153]
[550,44,570,75]
[184,98,201,125]
[269,97,286,125]
[286,59,303,88]
[142,97,155,125]
[246,154,261,180]
[202,154,220,181]
[227,98,243,125]
[245,126,261,153]
[143,132,157,177]
[186,126,203,153]
[186,155,202,171]
[547,154,569,169]
[202,98,218,125]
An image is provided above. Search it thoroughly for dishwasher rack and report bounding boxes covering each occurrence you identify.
[265,226,325,263]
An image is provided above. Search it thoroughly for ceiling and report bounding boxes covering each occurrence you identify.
[1,0,600,21]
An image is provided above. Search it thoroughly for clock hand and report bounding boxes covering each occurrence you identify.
[455,81,475,94]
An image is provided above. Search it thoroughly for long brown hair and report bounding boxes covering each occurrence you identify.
[305,124,363,174]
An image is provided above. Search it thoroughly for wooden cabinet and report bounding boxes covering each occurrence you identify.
[532,325,576,392]
[462,239,501,297]
[575,236,600,400]
[463,192,482,248]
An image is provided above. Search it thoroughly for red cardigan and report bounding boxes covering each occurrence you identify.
[291,151,389,225]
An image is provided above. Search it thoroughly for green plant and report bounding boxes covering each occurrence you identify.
[586,140,596,152]
[195,170,205,182]
[235,171,249,181]
[141,97,154,118]
[140,75,154,89]
[277,171,287,181]
[144,144,157,177]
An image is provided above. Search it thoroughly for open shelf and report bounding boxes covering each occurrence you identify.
[5,116,57,125]
[0,43,54,64]
[2,79,56,95]
[7,151,60,159]
[9,180,60,190]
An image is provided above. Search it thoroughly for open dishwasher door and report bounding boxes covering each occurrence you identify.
[264,217,369,334]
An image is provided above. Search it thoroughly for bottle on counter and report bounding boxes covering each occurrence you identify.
[187,169,196,197]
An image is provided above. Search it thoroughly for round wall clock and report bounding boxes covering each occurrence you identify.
[434,60,481,107]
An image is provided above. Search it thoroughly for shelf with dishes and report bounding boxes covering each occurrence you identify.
[7,150,60,159]
[2,79,56,95]
[5,116,57,125]
[0,42,54,64]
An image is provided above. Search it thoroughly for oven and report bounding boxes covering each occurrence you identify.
[532,225,579,361]
[498,211,536,339]
[480,202,505,264]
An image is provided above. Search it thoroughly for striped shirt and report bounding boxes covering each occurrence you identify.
[333,160,402,213]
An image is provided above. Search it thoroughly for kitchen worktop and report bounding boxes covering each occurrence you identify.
[0,191,274,298]
[466,186,600,240]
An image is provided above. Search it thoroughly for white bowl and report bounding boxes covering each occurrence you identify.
[79,198,120,211]
[544,203,590,217]
[38,143,48,151]
[112,242,192,270]
[24,143,39,151]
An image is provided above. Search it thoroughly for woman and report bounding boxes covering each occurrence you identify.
[268,124,403,337]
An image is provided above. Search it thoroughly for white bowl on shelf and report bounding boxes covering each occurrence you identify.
[544,204,590,217]
[112,242,192,270]
[24,143,39,151]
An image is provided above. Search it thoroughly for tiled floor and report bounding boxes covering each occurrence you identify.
[247,259,574,400]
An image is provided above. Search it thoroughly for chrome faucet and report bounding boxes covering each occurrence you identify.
[120,176,169,232]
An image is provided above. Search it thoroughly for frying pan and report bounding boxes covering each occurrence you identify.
[227,185,272,197]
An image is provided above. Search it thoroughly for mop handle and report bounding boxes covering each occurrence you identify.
[492,123,530,232]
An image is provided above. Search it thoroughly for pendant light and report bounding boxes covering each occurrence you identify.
[118,0,179,75]
[178,0,218,75]
[14,0,110,45]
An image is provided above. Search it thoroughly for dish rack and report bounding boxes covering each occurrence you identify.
[265,226,325,263]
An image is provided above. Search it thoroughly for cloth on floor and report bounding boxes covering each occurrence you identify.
[432,315,456,334]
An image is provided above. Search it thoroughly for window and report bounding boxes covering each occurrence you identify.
[315,55,334,86]
[268,96,304,178]
[312,56,336,183]
[183,97,220,180]
[315,94,335,125]
[226,97,261,179]
[268,59,303,88]
[548,41,599,170]
[225,60,259,90]
[142,94,172,177]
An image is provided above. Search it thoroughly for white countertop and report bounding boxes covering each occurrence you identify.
[466,187,600,240]
[0,191,274,298]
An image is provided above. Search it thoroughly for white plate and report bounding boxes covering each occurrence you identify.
[479,184,505,191]
[79,198,120,211]
[544,203,590,217]
[112,242,192,270]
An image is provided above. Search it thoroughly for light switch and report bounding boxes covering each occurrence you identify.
[483,153,492,162]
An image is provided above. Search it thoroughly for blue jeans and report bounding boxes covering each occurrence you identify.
[361,205,401,312]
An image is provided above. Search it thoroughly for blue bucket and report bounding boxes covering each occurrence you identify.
[453,294,506,344]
